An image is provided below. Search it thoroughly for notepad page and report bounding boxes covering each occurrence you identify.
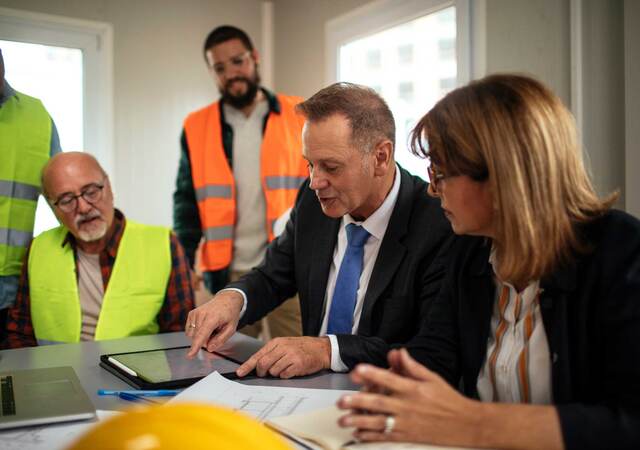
[268,405,353,450]
[268,405,480,450]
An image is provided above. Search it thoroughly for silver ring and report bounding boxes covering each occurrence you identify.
[189,323,197,328]
[383,415,395,434]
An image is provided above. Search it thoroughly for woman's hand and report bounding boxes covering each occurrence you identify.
[336,348,482,448]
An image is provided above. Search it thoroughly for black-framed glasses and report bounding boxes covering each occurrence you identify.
[53,181,106,213]
[211,51,251,75]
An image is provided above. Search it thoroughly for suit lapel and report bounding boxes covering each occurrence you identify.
[539,262,576,402]
[307,215,340,335]
[358,170,411,334]
[461,243,496,395]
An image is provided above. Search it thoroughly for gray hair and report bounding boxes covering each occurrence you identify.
[296,82,395,153]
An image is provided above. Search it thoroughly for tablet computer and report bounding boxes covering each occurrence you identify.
[99,346,244,389]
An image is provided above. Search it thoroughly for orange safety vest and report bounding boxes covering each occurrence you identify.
[184,94,308,272]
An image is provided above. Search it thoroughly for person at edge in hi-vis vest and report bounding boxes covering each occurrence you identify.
[173,25,308,341]
[3,152,194,348]
[0,47,61,344]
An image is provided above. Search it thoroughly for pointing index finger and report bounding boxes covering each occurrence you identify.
[187,320,218,357]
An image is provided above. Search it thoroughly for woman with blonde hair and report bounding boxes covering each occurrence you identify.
[337,74,640,449]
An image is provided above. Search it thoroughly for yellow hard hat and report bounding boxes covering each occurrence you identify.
[67,402,292,450]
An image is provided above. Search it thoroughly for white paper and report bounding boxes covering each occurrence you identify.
[0,410,119,450]
[169,372,357,421]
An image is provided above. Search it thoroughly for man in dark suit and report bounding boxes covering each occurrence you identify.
[186,82,452,378]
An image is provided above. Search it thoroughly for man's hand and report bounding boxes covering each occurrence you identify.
[236,336,332,379]
[185,290,244,357]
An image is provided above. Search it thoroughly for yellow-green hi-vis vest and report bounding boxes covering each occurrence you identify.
[28,221,172,345]
[0,91,52,276]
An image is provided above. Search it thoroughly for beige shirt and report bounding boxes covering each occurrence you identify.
[223,100,270,273]
[76,249,104,341]
[476,250,553,404]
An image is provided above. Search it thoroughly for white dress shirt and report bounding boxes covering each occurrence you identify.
[320,165,400,371]
[228,165,401,371]
[476,249,553,404]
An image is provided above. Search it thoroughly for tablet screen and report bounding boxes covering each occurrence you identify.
[110,348,241,383]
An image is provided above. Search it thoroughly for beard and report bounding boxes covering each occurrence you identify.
[74,209,108,242]
[220,70,261,109]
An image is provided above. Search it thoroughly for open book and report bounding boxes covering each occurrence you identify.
[267,405,474,450]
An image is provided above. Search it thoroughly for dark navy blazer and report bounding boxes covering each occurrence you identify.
[409,210,640,450]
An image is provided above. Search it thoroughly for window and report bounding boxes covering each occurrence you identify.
[0,7,113,236]
[366,49,381,69]
[1,41,84,151]
[329,0,469,179]
[398,44,413,64]
[1,40,84,235]
[398,81,414,101]
[438,38,456,60]
[439,76,456,91]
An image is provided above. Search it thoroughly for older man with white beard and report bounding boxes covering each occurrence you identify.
[3,152,194,348]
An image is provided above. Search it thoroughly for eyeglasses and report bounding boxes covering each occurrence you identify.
[211,51,252,75]
[52,181,106,213]
[427,164,448,194]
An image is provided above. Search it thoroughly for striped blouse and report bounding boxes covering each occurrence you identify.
[476,250,553,404]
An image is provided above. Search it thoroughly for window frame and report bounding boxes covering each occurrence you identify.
[325,0,475,87]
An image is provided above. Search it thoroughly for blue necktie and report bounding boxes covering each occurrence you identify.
[327,224,371,334]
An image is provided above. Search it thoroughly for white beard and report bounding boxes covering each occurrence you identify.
[77,221,108,242]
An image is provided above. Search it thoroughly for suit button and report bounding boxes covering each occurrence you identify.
[552,352,559,363]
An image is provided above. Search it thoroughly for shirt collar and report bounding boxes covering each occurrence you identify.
[262,87,280,114]
[342,164,401,241]
[0,81,17,107]
[61,209,126,258]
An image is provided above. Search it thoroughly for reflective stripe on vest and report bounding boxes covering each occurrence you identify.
[203,225,234,241]
[264,176,307,191]
[0,228,33,248]
[184,94,309,271]
[0,91,51,276]
[195,184,233,201]
[0,179,41,202]
[29,221,171,344]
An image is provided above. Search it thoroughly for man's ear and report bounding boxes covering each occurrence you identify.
[251,49,260,66]
[373,139,393,176]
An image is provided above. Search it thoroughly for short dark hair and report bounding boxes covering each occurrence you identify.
[203,25,254,62]
[296,82,395,153]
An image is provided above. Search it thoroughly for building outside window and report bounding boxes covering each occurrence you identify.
[338,6,457,178]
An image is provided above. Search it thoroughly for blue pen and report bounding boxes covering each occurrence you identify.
[118,392,160,404]
[98,389,180,397]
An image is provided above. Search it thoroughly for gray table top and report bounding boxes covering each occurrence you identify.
[0,332,359,410]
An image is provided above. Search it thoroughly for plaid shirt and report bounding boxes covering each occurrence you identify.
[4,210,193,348]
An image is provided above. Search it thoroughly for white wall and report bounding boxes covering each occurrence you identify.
[273,0,372,98]
[0,0,264,226]
[579,0,625,205]
[485,0,571,105]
